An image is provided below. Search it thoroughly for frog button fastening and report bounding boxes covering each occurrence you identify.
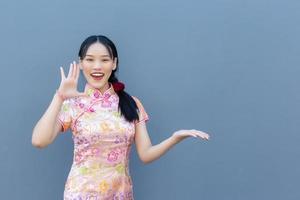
[93,90,100,99]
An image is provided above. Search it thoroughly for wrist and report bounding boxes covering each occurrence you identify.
[171,134,182,144]
[55,89,66,101]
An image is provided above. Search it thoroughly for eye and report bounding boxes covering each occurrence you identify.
[86,58,93,61]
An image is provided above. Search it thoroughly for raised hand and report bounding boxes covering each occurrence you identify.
[57,61,87,99]
[172,129,210,141]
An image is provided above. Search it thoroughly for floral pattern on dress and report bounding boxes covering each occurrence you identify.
[58,82,149,200]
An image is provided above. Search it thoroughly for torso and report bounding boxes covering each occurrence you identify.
[63,94,135,200]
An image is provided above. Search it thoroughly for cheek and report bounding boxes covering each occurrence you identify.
[82,68,88,75]
[81,64,92,73]
[81,66,91,78]
[105,69,113,78]
[80,63,114,78]
[102,65,114,74]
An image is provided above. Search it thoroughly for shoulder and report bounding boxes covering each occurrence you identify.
[63,97,76,105]
[131,95,143,105]
[131,95,148,110]
[61,97,81,110]
[131,95,138,102]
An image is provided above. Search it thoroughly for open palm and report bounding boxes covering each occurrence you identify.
[172,129,210,141]
[57,61,86,99]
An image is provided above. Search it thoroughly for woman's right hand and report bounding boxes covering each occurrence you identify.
[57,61,87,99]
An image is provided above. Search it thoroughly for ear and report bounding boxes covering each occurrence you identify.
[113,58,117,70]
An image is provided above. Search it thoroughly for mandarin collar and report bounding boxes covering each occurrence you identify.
[84,82,116,100]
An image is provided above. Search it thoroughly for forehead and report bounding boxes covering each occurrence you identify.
[86,42,110,56]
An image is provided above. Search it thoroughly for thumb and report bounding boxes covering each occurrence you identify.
[77,92,88,97]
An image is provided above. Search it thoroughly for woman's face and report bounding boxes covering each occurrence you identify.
[79,42,117,90]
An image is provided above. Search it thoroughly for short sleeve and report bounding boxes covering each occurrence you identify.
[132,96,150,125]
[57,99,73,133]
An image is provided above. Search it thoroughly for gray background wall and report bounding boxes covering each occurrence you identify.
[1,0,299,199]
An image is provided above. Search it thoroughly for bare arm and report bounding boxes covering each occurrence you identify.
[134,120,180,164]
[135,118,210,164]
[31,94,64,148]
[31,61,86,149]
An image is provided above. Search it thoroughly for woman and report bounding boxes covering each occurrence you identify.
[32,35,210,200]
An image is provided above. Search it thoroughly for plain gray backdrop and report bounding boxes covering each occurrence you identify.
[1,0,299,199]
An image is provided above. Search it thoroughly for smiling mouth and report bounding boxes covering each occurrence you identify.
[91,72,104,80]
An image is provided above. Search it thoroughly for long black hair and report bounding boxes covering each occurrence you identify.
[78,35,140,123]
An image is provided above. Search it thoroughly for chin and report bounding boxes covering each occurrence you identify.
[89,79,108,88]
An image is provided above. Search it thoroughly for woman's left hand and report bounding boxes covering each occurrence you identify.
[172,129,210,142]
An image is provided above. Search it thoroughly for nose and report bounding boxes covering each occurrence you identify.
[93,61,103,70]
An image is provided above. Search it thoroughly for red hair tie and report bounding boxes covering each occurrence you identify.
[112,81,125,92]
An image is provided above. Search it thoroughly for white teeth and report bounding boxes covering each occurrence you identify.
[91,73,104,77]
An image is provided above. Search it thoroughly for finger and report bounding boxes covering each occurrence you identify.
[204,134,209,140]
[60,67,66,80]
[75,61,80,81]
[77,92,87,97]
[72,61,77,79]
[195,132,208,140]
[189,133,197,138]
[197,134,205,139]
[203,134,209,140]
[67,63,73,78]
[188,130,197,137]
[71,61,75,78]
[192,130,201,136]
[205,133,210,139]
[196,130,208,137]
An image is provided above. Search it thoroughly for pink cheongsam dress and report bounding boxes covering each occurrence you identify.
[57,82,149,200]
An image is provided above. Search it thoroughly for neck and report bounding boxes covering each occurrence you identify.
[98,82,110,94]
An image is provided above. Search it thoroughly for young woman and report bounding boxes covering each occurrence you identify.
[32,35,210,200]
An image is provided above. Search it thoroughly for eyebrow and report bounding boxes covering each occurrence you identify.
[85,54,110,58]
